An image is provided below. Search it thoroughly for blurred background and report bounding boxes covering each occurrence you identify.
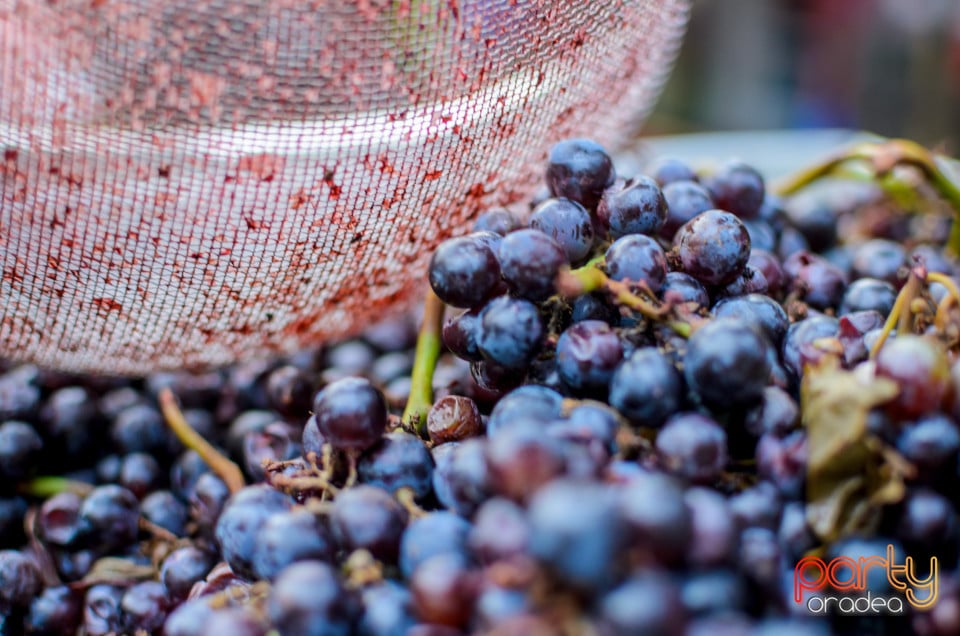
[646,0,960,151]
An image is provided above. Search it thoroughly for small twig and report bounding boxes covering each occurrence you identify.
[158,388,246,494]
[869,270,921,359]
[18,476,94,498]
[396,486,427,519]
[401,289,445,436]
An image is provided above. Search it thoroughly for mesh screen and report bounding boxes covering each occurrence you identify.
[0,0,690,375]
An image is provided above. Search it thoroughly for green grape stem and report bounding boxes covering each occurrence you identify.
[401,288,444,436]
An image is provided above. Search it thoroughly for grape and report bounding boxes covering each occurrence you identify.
[83,585,125,636]
[598,572,686,636]
[527,479,628,591]
[649,157,698,187]
[683,318,770,408]
[428,234,501,309]
[608,347,683,428]
[77,485,140,552]
[661,180,714,240]
[357,432,435,500]
[783,251,847,310]
[426,395,483,444]
[555,320,624,392]
[712,293,789,345]
[0,421,42,480]
[313,377,388,451]
[252,508,333,580]
[468,497,531,564]
[656,413,728,484]
[477,296,543,370]
[748,249,787,297]
[498,229,567,301]
[441,310,482,362]
[0,550,42,608]
[329,485,407,564]
[215,485,293,580]
[399,512,472,580]
[780,315,839,380]
[619,472,692,566]
[529,197,595,263]
[571,292,620,324]
[161,546,216,602]
[896,414,960,484]
[852,238,906,285]
[875,335,950,420]
[599,175,667,238]
[473,207,519,235]
[410,554,478,628]
[267,561,357,636]
[838,277,897,316]
[358,582,417,636]
[545,138,615,210]
[141,490,188,536]
[605,233,668,293]
[120,581,169,634]
[706,160,765,219]
[485,421,567,502]
[684,488,736,568]
[25,586,83,635]
[674,209,751,286]
[659,271,710,307]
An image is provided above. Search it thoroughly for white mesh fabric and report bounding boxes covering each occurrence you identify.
[0,0,690,374]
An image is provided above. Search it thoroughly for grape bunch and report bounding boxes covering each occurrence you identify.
[1,138,960,636]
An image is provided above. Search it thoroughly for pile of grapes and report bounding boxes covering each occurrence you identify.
[3,138,960,635]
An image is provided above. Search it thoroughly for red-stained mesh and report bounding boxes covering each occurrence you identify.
[0,0,690,375]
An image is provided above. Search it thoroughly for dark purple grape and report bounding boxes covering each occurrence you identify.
[852,238,906,285]
[0,365,41,421]
[779,501,817,563]
[896,414,960,484]
[399,512,472,579]
[674,210,751,286]
[242,421,301,481]
[684,318,770,408]
[358,432,434,500]
[170,450,211,502]
[359,582,417,636]
[714,263,769,299]
[487,386,563,436]
[656,413,727,484]
[609,347,683,428]
[684,487,736,568]
[599,175,667,239]
[477,296,543,370]
[474,585,530,630]
[755,430,807,499]
[163,599,216,636]
[141,490,188,536]
[485,421,567,502]
[742,219,777,253]
[598,572,686,636]
[527,479,628,591]
[474,207,519,235]
[783,194,838,252]
[822,244,854,279]
[498,229,566,301]
[111,403,175,457]
[838,277,896,316]
[265,365,314,419]
[77,485,140,552]
[83,585,125,636]
[712,293,789,345]
[430,438,490,517]
[0,420,42,480]
[776,226,810,261]
[121,581,169,634]
[442,310,482,362]
[529,197,595,263]
[410,554,478,628]
[619,472,692,566]
[204,609,268,636]
[468,497,530,564]
[705,161,765,220]
[426,396,483,444]
[214,484,293,580]
[565,404,620,454]
[744,386,799,437]
[545,138,615,210]
[118,452,162,500]
[748,249,787,297]
[661,180,714,240]
[781,315,840,380]
[161,546,216,602]
[571,292,620,324]
[555,320,623,392]
[189,472,230,536]
[875,335,950,420]
[25,585,82,635]
[650,157,697,187]
[267,561,358,636]
[0,550,42,609]
[680,570,750,618]
[330,485,408,563]
[659,271,710,308]
[783,251,847,310]
[896,489,957,560]
[313,377,387,452]
[429,235,502,309]
[605,233,668,293]
[253,508,333,580]
[729,482,782,531]
[737,526,781,588]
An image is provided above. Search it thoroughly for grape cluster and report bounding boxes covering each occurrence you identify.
[1,138,960,635]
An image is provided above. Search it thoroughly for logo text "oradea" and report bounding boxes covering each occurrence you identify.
[794,544,938,614]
